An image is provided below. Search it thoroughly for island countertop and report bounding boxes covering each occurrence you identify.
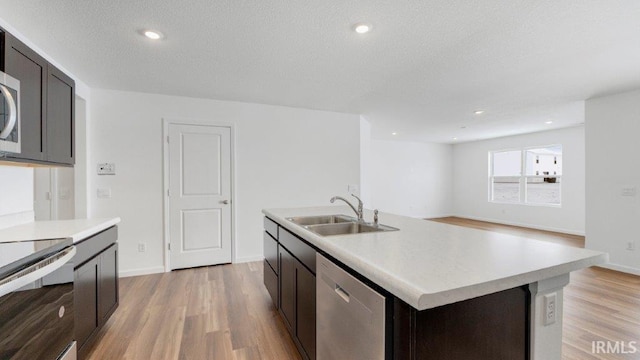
[263,206,607,310]
[0,218,121,244]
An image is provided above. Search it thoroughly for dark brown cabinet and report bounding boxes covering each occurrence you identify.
[263,218,316,360]
[74,257,99,350]
[1,30,75,166]
[45,65,74,164]
[279,247,296,330]
[295,261,316,360]
[73,227,118,360]
[278,245,316,360]
[2,32,46,161]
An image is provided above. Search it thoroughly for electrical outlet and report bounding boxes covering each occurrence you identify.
[138,243,146,252]
[97,163,116,175]
[347,184,360,195]
[544,292,557,326]
[627,242,636,251]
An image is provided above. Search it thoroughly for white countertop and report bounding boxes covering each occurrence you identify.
[263,206,607,311]
[0,218,121,244]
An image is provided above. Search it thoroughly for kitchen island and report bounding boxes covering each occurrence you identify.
[263,206,606,360]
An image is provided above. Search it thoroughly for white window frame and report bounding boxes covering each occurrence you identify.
[489,145,562,207]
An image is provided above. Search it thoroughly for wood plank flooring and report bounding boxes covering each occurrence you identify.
[86,262,301,360]
[87,217,640,360]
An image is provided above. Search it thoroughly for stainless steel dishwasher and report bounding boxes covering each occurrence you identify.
[316,253,386,360]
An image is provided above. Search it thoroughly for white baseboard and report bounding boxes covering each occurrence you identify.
[453,214,585,236]
[0,211,35,230]
[119,266,165,278]
[234,255,264,264]
[596,263,640,276]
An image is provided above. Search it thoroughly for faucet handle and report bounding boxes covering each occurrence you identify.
[373,209,379,226]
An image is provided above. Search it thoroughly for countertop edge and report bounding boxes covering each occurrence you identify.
[263,208,607,311]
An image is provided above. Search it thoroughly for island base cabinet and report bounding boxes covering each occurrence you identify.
[393,286,529,360]
[263,260,278,306]
[295,264,316,360]
[279,247,296,331]
[278,243,316,360]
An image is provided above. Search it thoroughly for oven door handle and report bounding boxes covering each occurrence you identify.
[0,84,18,140]
[0,246,76,298]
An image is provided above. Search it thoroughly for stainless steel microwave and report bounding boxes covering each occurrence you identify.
[0,70,20,154]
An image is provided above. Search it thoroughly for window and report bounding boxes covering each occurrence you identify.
[489,145,562,206]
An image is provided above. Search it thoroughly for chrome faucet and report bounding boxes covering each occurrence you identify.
[330,194,364,221]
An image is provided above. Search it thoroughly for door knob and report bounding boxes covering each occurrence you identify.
[222,200,230,204]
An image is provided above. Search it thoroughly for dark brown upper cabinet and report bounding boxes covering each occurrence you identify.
[1,29,75,166]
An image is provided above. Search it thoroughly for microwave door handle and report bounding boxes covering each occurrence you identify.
[0,84,17,139]
[0,246,76,298]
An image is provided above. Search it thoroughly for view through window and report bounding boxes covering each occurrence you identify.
[490,145,562,206]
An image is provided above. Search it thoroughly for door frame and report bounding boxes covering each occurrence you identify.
[162,118,236,272]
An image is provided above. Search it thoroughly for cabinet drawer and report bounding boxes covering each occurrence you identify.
[73,227,118,269]
[264,217,279,239]
[263,260,278,307]
[264,232,278,274]
[279,227,315,274]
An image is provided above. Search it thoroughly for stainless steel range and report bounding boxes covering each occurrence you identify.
[0,237,77,360]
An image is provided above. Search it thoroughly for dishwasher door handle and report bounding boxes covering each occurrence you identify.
[335,284,350,303]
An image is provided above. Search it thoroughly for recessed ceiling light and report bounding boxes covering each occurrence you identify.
[452,137,458,140]
[474,110,485,115]
[143,30,163,40]
[545,120,553,124]
[353,23,371,34]
[391,132,398,135]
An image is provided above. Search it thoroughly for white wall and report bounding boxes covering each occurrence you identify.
[359,116,372,205]
[0,167,34,229]
[88,89,361,276]
[585,89,640,275]
[452,126,585,235]
[369,140,453,218]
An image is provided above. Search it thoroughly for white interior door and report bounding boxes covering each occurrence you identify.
[168,123,232,270]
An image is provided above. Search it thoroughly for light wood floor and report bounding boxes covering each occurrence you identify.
[87,218,640,360]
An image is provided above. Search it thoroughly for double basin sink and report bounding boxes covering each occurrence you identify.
[286,214,398,237]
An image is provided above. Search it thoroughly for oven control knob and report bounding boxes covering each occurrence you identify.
[59,306,65,318]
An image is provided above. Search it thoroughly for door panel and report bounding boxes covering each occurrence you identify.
[296,263,316,360]
[3,35,46,161]
[46,66,74,164]
[169,124,232,269]
[182,209,222,250]
[279,247,296,332]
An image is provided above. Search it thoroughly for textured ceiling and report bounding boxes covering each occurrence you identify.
[1,0,639,143]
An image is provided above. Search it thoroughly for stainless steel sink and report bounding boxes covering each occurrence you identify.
[287,214,356,226]
[304,222,398,236]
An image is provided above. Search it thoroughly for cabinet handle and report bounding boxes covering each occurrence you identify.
[221,200,230,205]
[335,284,350,303]
[0,85,17,140]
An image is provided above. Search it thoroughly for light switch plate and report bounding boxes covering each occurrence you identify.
[621,187,636,197]
[97,188,112,199]
[97,163,116,175]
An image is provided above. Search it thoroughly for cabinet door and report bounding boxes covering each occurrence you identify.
[98,243,119,323]
[296,262,316,360]
[279,247,296,332]
[75,257,99,352]
[46,64,74,165]
[3,33,47,161]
